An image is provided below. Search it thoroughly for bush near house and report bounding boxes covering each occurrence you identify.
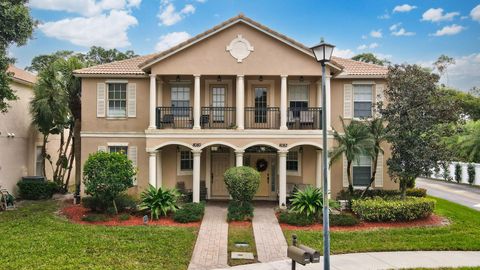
[337,188,427,201]
[467,164,475,185]
[140,185,180,220]
[17,180,60,200]
[82,194,137,213]
[173,202,205,223]
[352,197,435,222]
[83,151,136,214]
[224,166,260,221]
[227,201,254,221]
[278,211,316,226]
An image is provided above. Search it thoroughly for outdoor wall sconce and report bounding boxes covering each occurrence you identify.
[176,75,181,82]
[217,75,222,82]
[259,75,263,82]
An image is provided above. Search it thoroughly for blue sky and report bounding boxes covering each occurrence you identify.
[10,0,480,91]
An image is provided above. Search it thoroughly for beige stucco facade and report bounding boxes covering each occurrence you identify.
[77,15,398,205]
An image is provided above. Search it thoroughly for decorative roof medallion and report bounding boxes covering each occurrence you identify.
[226,34,254,63]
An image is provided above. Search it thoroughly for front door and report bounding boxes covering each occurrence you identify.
[250,155,271,197]
[211,152,231,197]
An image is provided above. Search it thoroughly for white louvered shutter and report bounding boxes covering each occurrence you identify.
[343,154,349,187]
[343,84,353,118]
[374,152,384,187]
[127,83,137,118]
[375,84,385,117]
[97,146,107,152]
[128,146,138,185]
[97,83,106,117]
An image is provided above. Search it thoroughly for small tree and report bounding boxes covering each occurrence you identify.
[224,166,260,205]
[83,151,136,214]
[455,163,462,183]
[467,164,475,185]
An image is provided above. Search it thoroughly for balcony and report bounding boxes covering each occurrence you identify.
[244,107,280,129]
[156,107,193,129]
[287,107,322,130]
[200,107,236,129]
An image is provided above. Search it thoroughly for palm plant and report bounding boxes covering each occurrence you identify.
[458,121,480,163]
[290,186,339,218]
[330,117,374,195]
[361,117,388,197]
[140,185,180,220]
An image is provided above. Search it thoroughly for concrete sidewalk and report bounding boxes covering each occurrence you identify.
[215,251,480,270]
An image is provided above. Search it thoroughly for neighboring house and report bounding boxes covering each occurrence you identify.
[0,65,74,194]
[74,14,397,206]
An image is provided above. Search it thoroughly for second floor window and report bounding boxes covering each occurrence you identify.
[108,83,127,117]
[288,84,309,118]
[353,84,373,118]
[171,86,190,116]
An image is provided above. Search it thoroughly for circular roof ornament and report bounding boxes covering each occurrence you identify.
[226,34,254,63]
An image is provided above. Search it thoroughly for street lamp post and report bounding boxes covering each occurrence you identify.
[310,39,335,270]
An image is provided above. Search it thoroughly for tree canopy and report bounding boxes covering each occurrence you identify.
[351,53,390,66]
[0,0,35,112]
[439,87,480,121]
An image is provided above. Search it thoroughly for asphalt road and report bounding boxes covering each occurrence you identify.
[416,178,480,211]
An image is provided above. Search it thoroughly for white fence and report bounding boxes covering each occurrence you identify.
[429,162,480,186]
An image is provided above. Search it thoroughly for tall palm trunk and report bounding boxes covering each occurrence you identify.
[347,160,354,195]
[74,118,81,204]
[41,134,49,177]
[361,152,379,198]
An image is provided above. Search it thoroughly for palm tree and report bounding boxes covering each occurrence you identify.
[330,117,374,195]
[458,121,480,163]
[361,117,388,197]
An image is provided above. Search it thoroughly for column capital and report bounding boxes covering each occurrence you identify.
[149,73,157,78]
[193,74,201,78]
[236,74,244,78]
[280,75,288,78]
[191,149,202,155]
[148,150,157,156]
[278,150,288,156]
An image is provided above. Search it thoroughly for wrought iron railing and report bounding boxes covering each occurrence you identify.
[287,107,322,130]
[245,107,280,129]
[200,107,236,129]
[156,107,193,129]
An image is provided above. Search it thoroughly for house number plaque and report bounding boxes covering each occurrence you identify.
[279,143,288,148]
[192,143,201,147]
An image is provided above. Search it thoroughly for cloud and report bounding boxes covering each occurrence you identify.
[158,2,195,26]
[39,10,138,48]
[389,23,401,31]
[378,10,390,19]
[357,43,379,50]
[333,48,355,58]
[370,29,382,38]
[155,31,191,51]
[432,24,465,36]
[422,8,459,22]
[389,24,415,36]
[471,4,480,22]
[393,4,417,13]
[29,0,141,17]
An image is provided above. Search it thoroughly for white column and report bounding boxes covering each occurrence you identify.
[192,149,202,203]
[205,148,211,199]
[278,150,287,208]
[157,79,163,107]
[193,74,201,129]
[149,74,157,129]
[236,75,245,130]
[316,149,322,188]
[148,151,157,188]
[156,150,162,187]
[280,75,288,130]
[325,72,332,131]
[235,150,244,167]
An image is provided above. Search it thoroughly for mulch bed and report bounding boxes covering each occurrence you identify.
[229,221,252,227]
[61,204,200,227]
[280,214,448,231]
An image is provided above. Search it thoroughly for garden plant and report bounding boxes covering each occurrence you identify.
[224,166,260,221]
[140,185,180,220]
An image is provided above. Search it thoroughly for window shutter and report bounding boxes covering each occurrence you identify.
[343,84,353,118]
[127,83,136,118]
[375,84,385,117]
[97,146,107,152]
[342,154,349,187]
[128,146,138,185]
[97,83,106,117]
[374,152,383,187]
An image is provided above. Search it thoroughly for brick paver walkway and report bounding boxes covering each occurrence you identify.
[252,204,288,262]
[188,203,229,270]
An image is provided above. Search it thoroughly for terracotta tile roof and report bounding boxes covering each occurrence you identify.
[73,14,387,77]
[7,65,37,84]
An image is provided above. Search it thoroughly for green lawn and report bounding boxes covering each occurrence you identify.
[284,197,480,254]
[0,201,198,270]
[228,223,257,266]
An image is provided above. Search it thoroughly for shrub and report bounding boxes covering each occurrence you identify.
[227,201,253,222]
[83,151,136,214]
[81,214,108,222]
[278,211,316,226]
[82,194,137,213]
[290,187,339,218]
[406,188,427,198]
[224,166,260,204]
[455,163,462,183]
[330,213,360,226]
[17,180,59,200]
[352,197,435,222]
[173,202,205,223]
[140,185,180,220]
[467,164,475,185]
[119,214,131,221]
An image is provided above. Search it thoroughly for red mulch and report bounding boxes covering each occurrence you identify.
[61,204,200,227]
[229,221,252,227]
[280,214,448,231]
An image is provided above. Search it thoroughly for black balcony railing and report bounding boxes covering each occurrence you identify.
[200,107,236,129]
[245,107,280,129]
[156,107,193,129]
[287,107,322,130]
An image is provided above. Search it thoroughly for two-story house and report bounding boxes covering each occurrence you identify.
[74,14,397,207]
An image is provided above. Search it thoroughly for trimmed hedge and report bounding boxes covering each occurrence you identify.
[337,188,427,200]
[352,197,435,222]
[17,180,59,200]
[173,202,205,223]
[82,194,137,213]
[330,213,360,226]
[278,211,316,226]
[405,188,427,198]
[227,201,253,222]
